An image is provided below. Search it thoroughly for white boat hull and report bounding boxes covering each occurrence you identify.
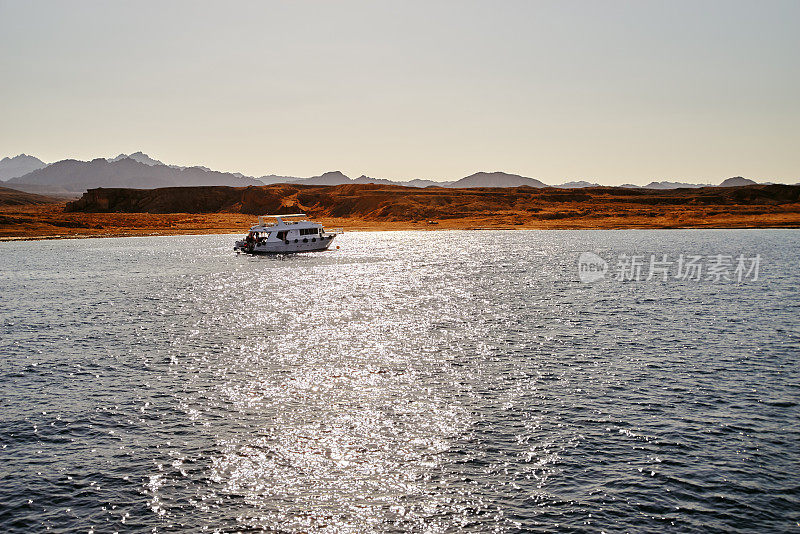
[235,234,337,254]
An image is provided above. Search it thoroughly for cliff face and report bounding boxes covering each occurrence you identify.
[64,183,800,221]
[66,186,287,214]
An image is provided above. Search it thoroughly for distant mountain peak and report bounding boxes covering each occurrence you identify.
[448,171,548,188]
[295,170,353,186]
[320,170,348,178]
[6,157,262,192]
[719,176,756,187]
[643,180,710,189]
[557,180,601,188]
[108,152,166,167]
[1,153,44,164]
[0,153,47,181]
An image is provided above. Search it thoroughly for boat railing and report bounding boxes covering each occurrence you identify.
[324,228,344,235]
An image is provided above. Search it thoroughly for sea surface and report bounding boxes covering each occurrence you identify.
[1,229,798,533]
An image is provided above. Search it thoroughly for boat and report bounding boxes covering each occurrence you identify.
[234,214,341,254]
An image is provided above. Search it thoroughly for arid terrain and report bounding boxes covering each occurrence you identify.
[2,183,800,240]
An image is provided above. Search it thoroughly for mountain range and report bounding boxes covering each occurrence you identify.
[5,157,262,193]
[0,151,766,194]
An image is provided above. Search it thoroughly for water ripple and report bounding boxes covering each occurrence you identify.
[0,230,798,532]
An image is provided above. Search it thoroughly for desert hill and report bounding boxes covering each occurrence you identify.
[719,176,757,187]
[445,171,548,188]
[0,182,78,197]
[65,183,800,222]
[4,183,798,240]
[0,186,62,206]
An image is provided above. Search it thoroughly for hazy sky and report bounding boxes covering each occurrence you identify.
[1,0,798,184]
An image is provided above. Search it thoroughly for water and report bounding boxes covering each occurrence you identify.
[1,229,798,533]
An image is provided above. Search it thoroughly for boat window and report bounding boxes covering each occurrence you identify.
[299,228,320,236]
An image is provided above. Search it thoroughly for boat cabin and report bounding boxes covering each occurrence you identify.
[247,214,326,244]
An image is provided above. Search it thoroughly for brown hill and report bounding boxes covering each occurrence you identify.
[3,183,800,240]
[0,186,63,206]
[65,183,800,221]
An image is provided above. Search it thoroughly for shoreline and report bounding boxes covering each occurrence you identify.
[3,192,800,242]
[3,220,800,242]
